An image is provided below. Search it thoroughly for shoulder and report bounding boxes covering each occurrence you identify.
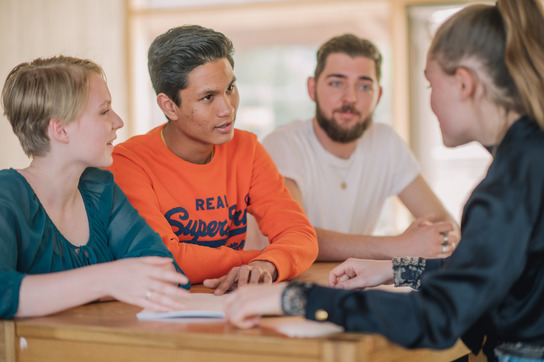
[232,128,258,143]
[227,128,260,152]
[0,169,28,201]
[494,117,544,179]
[362,123,412,153]
[367,122,402,140]
[0,169,23,189]
[80,168,116,195]
[113,125,163,156]
[262,120,313,154]
[263,120,310,143]
[0,169,39,221]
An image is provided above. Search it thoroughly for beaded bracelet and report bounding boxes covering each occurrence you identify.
[392,257,426,290]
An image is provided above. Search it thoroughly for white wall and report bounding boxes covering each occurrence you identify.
[0,0,126,169]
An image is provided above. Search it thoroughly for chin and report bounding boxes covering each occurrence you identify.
[95,157,113,168]
[217,132,235,145]
[442,136,469,148]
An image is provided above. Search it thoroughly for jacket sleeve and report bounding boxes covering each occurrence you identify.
[247,142,318,281]
[301,170,534,350]
[109,149,261,283]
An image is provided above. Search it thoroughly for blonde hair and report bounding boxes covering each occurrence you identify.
[1,56,104,157]
[428,0,544,129]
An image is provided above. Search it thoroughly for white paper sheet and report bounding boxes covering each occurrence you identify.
[262,316,344,338]
[136,293,226,320]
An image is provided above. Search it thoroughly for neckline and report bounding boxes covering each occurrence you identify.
[155,124,219,171]
[307,119,363,167]
[11,168,93,249]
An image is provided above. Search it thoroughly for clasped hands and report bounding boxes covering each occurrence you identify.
[398,214,459,258]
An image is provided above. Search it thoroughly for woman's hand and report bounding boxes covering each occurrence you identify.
[104,256,190,312]
[329,258,394,289]
[224,283,286,329]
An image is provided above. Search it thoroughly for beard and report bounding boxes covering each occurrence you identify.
[315,99,372,143]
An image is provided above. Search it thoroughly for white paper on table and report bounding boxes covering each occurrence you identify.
[261,316,344,338]
[137,293,226,320]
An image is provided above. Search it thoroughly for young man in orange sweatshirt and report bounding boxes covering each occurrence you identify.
[109,25,318,295]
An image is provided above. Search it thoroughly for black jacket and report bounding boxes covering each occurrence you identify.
[304,117,544,360]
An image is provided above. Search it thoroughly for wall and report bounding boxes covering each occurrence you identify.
[0,0,126,169]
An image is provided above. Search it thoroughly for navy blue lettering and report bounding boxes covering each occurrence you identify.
[164,207,189,236]
[206,197,214,210]
[208,221,218,235]
[196,195,229,210]
[164,203,248,248]
[229,205,247,226]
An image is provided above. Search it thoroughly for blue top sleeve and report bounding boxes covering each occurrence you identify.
[0,167,189,318]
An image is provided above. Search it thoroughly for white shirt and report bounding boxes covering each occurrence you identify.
[262,119,420,234]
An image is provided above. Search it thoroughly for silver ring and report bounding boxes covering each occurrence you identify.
[145,291,152,300]
[442,244,448,253]
[442,233,449,246]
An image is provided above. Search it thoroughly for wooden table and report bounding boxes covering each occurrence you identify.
[0,263,480,362]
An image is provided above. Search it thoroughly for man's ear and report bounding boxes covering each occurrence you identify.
[454,67,476,101]
[157,93,179,121]
[48,118,69,144]
[307,77,317,102]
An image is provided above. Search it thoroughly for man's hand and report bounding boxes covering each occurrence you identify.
[398,214,459,258]
[203,260,278,295]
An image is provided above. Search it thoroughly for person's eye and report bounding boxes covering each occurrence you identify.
[227,83,236,93]
[202,94,213,101]
[101,109,110,115]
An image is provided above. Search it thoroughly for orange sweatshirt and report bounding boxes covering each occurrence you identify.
[109,125,318,283]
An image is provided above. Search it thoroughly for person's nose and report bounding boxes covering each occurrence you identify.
[112,110,124,130]
[217,95,236,118]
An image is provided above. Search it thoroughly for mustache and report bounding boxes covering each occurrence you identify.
[334,104,361,116]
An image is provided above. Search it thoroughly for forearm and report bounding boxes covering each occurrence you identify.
[168,241,261,283]
[16,264,107,317]
[258,227,318,281]
[315,228,402,261]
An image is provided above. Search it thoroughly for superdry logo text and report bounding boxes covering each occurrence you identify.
[164,194,247,250]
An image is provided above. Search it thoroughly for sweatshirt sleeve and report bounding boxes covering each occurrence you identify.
[0,199,24,318]
[109,147,262,283]
[247,142,318,281]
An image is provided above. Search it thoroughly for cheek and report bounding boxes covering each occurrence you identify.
[429,89,440,117]
[316,90,337,112]
[358,94,377,112]
[232,92,240,111]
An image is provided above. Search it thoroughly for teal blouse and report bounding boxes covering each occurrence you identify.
[0,167,189,318]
